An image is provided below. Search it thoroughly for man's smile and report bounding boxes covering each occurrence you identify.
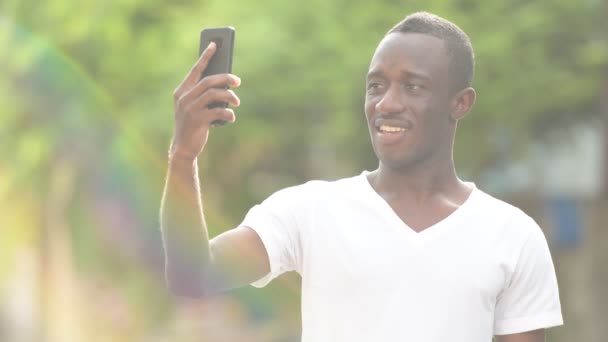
[371,116,413,144]
[379,124,407,133]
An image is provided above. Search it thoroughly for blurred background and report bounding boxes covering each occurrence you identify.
[1,0,607,341]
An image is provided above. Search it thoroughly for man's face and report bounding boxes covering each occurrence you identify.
[365,32,455,171]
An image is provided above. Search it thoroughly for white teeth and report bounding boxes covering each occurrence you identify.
[379,125,406,133]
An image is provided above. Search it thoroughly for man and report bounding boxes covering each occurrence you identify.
[161,12,563,341]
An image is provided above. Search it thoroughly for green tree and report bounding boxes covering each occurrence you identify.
[1,0,605,340]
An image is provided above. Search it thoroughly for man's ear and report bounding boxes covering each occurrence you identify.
[450,87,476,121]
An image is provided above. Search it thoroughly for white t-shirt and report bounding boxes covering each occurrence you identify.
[240,172,563,341]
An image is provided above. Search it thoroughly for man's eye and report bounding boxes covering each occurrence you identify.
[367,82,383,91]
[405,83,422,91]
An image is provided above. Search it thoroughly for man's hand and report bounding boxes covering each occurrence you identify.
[170,42,241,161]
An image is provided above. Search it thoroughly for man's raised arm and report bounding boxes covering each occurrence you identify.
[160,42,269,297]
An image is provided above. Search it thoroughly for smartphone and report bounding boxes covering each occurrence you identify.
[199,27,235,78]
[199,27,235,125]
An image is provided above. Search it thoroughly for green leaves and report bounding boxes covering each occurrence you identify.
[1,0,605,338]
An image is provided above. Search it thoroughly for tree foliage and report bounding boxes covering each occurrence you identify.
[1,0,605,339]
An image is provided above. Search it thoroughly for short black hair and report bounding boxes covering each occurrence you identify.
[387,12,475,91]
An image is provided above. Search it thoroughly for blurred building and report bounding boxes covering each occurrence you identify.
[480,120,606,341]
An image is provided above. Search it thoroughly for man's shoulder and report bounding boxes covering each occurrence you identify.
[264,173,363,203]
[472,186,540,235]
[474,187,524,214]
[276,173,362,194]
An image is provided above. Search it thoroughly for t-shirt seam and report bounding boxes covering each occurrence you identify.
[494,310,564,334]
[495,309,561,323]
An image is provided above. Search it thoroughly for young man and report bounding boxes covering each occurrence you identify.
[161,12,563,342]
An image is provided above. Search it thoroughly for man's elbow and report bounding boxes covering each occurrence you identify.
[166,278,207,298]
[165,269,219,298]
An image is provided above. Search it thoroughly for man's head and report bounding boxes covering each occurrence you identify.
[387,12,474,93]
[364,12,476,171]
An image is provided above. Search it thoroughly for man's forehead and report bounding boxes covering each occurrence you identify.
[368,32,449,74]
[376,32,446,53]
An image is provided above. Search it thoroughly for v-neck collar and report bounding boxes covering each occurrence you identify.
[357,170,479,243]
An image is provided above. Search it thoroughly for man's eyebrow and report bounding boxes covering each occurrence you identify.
[401,70,431,82]
[366,70,385,80]
[366,69,432,82]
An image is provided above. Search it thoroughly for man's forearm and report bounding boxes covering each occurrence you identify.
[160,156,211,297]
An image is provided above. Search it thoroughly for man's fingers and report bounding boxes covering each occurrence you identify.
[179,74,241,105]
[209,107,236,125]
[187,107,236,127]
[188,88,241,111]
[181,42,217,89]
[197,73,241,91]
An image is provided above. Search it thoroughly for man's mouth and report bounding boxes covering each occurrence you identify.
[372,118,412,145]
[378,124,408,133]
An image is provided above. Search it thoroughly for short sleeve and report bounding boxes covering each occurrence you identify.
[494,218,564,335]
[239,186,307,288]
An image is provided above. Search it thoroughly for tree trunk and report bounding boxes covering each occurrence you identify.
[603,82,608,198]
[603,0,608,198]
[40,157,80,342]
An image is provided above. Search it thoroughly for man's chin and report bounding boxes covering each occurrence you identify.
[376,155,417,171]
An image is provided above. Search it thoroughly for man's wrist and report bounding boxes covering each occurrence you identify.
[168,150,197,167]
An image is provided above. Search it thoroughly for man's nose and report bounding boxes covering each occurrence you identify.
[375,84,406,114]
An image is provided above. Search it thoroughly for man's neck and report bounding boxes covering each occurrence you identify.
[369,157,466,204]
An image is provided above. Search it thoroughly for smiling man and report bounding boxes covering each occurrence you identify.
[161,12,563,342]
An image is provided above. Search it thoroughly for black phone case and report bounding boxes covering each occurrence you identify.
[199,27,235,79]
[199,27,235,125]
